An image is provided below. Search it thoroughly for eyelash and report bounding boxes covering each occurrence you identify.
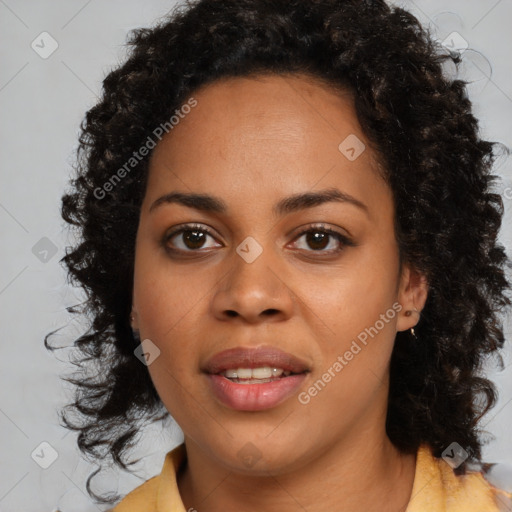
[163,223,355,255]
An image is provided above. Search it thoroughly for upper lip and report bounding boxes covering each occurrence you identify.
[203,346,311,375]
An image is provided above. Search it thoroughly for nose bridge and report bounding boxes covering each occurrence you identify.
[229,233,279,298]
[212,233,292,321]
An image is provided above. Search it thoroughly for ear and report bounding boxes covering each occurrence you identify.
[396,263,429,332]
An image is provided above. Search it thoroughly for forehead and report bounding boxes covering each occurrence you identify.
[156,72,362,152]
[143,73,390,221]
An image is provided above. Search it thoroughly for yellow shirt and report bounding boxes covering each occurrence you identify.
[111,443,512,511]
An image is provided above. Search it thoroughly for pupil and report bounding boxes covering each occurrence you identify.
[185,230,205,249]
[180,230,330,250]
[307,231,328,250]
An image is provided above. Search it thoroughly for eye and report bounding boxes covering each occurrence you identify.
[163,223,220,252]
[291,224,354,254]
[162,223,355,255]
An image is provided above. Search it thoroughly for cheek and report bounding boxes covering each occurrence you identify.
[132,239,208,339]
[301,243,400,394]
[298,292,398,432]
[133,258,209,426]
[315,288,398,391]
[301,254,399,342]
[132,249,209,414]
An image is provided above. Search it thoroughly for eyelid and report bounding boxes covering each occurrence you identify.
[164,222,220,244]
[288,222,352,242]
[163,222,355,253]
[288,223,356,253]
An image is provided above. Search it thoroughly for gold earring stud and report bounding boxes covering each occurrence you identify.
[405,308,419,337]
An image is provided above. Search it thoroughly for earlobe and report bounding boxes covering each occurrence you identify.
[396,265,429,333]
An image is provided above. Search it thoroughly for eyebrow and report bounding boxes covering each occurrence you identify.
[148,187,369,217]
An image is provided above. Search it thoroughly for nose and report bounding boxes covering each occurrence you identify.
[211,244,295,324]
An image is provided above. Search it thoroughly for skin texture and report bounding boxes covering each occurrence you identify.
[131,73,428,511]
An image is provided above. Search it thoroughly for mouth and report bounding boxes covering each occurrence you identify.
[203,346,310,411]
[220,367,296,384]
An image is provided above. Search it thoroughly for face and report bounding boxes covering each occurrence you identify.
[131,73,427,474]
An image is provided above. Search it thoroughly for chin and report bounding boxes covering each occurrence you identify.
[197,432,315,476]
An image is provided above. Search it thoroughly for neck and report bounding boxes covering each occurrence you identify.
[177,427,416,512]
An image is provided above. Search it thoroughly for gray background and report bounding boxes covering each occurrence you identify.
[1,1,511,511]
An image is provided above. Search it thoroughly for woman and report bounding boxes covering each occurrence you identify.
[47,0,512,510]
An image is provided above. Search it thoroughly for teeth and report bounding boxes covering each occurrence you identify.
[237,368,253,379]
[221,367,290,380]
[252,367,273,379]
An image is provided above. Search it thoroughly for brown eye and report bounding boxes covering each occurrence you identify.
[177,229,208,250]
[303,231,330,251]
[162,223,355,256]
[292,225,355,254]
[164,224,220,252]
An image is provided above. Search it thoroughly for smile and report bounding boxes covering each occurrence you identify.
[203,346,310,411]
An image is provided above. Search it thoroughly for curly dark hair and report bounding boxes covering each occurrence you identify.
[45,0,512,504]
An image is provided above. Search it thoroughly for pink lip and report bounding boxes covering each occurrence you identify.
[203,346,310,411]
[203,346,310,374]
[207,374,307,411]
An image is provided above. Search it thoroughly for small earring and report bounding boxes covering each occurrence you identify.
[405,308,419,338]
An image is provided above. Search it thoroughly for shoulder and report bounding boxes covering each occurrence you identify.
[108,444,187,512]
[108,475,160,512]
[468,460,512,511]
[409,444,512,511]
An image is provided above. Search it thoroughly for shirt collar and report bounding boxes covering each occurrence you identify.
[157,443,187,512]
[155,443,502,512]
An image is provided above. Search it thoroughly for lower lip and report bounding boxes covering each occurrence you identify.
[207,373,307,411]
